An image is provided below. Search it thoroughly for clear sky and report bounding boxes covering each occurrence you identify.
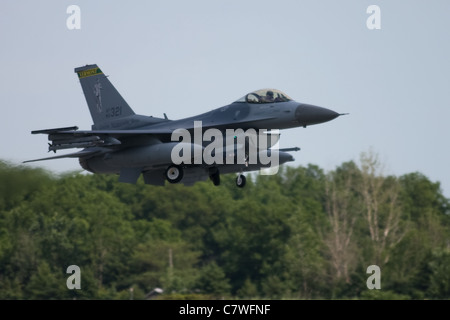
[1,0,449,197]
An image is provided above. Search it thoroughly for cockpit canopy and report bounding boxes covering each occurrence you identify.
[236,89,292,104]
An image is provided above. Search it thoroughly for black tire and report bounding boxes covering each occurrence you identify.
[236,174,246,188]
[165,165,183,183]
[211,172,220,186]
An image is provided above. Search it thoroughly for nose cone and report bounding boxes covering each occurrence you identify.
[295,104,340,127]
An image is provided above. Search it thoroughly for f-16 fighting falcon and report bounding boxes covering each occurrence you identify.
[25,64,345,188]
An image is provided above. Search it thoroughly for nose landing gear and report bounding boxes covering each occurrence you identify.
[236,174,246,188]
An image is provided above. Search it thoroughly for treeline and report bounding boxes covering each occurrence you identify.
[0,152,449,300]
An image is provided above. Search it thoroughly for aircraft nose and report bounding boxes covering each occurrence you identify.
[295,104,340,127]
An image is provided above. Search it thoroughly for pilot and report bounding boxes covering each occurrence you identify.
[264,90,274,103]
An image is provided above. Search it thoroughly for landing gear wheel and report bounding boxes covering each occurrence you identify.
[236,174,246,188]
[165,165,183,183]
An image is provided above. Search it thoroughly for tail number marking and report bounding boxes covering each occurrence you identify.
[106,106,122,118]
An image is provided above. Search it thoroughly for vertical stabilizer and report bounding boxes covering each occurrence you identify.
[74,64,135,128]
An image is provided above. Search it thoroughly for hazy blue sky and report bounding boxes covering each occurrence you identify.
[1,1,449,196]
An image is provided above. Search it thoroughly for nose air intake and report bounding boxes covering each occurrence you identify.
[295,104,340,127]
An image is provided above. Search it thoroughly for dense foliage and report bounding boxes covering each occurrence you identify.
[0,153,449,300]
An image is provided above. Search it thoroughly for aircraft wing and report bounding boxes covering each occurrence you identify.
[31,126,173,137]
[44,128,174,136]
[30,115,278,153]
[30,126,174,153]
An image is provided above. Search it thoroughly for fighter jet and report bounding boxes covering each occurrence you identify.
[25,64,344,188]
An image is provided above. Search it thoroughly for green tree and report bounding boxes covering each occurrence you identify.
[1,157,449,300]
[427,248,450,299]
[196,261,231,298]
[25,261,67,299]
[0,161,54,212]
[358,151,407,266]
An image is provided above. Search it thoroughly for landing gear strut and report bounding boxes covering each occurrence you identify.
[209,167,220,186]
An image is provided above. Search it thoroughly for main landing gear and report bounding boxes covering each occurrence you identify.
[165,165,246,188]
[209,168,246,188]
[165,165,183,183]
[209,167,220,186]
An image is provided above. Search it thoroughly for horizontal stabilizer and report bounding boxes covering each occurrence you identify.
[23,149,100,163]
